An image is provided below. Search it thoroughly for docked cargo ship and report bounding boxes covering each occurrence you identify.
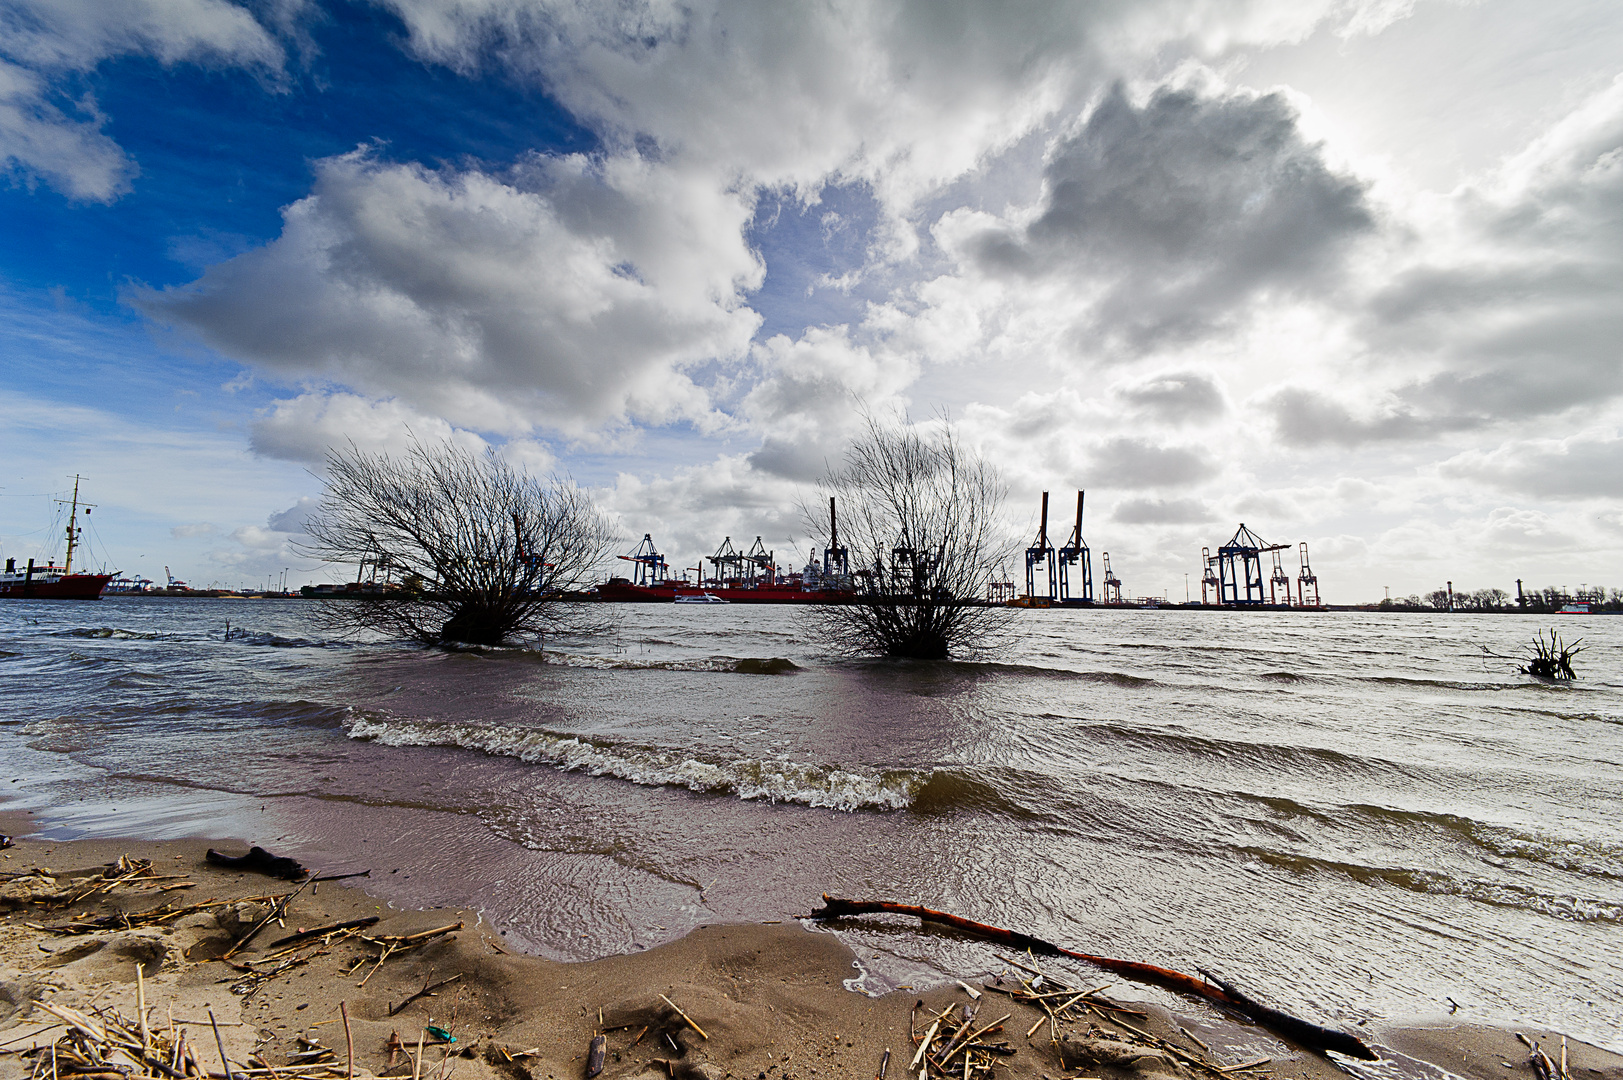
[595,524,854,604]
[0,477,114,600]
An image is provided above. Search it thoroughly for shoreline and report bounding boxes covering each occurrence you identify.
[3,824,1618,1080]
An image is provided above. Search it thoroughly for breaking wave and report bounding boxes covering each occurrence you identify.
[345,715,918,810]
[53,627,159,640]
[229,629,353,649]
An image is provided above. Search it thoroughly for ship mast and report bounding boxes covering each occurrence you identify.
[56,475,95,575]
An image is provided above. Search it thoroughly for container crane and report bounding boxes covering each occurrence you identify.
[821,497,849,579]
[744,536,775,585]
[1200,546,1219,605]
[1209,524,1289,606]
[1297,542,1320,607]
[708,537,744,586]
[1269,548,1293,606]
[1024,491,1057,603]
[1057,490,1093,604]
[1101,552,1123,604]
[618,534,668,586]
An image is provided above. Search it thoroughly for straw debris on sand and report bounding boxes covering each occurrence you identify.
[2,834,1619,1080]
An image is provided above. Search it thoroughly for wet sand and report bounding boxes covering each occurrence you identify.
[2,819,1618,1080]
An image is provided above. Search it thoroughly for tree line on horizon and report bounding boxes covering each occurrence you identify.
[1377,584,1621,613]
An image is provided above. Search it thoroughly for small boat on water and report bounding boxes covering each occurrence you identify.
[673,592,728,604]
[0,476,114,600]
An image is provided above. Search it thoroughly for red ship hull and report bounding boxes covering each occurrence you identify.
[0,573,114,599]
[594,579,851,604]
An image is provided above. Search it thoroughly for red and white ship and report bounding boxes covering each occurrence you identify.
[0,476,114,600]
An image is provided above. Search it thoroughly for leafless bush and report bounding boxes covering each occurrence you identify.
[302,438,616,646]
[1520,628,1582,680]
[804,414,1014,660]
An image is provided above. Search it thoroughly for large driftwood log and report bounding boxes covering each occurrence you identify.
[807,894,1376,1060]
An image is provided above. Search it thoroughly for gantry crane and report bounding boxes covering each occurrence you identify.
[1209,524,1289,606]
[821,497,848,579]
[1057,490,1093,603]
[1200,546,1219,605]
[1269,548,1293,605]
[618,534,668,586]
[1101,551,1123,604]
[744,536,775,584]
[708,536,744,585]
[1297,542,1320,607]
[1025,491,1057,602]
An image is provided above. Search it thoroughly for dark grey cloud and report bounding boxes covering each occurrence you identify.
[1089,436,1214,487]
[1360,264,1623,425]
[747,435,830,482]
[1441,432,1623,500]
[1266,387,1481,448]
[266,496,317,533]
[1119,371,1225,423]
[1342,77,1623,433]
[965,82,1373,352]
[1112,496,1211,524]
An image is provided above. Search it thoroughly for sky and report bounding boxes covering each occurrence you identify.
[2,0,1620,600]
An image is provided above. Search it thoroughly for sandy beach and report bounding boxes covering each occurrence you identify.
[3,818,1618,1080]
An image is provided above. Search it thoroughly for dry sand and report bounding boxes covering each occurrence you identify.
[2,822,1617,1080]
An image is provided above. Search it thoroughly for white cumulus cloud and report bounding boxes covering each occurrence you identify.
[140,147,764,433]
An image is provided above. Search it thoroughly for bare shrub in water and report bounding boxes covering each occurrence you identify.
[806,414,1014,660]
[1520,628,1583,680]
[303,438,616,646]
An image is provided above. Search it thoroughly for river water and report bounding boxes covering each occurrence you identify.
[2,599,1619,1050]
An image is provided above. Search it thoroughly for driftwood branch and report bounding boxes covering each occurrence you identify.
[267,918,380,950]
[390,974,463,1016]
[221,877,315,960]
[807,894,1376,1060]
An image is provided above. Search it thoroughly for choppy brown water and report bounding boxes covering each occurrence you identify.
[2,599,1619,1049]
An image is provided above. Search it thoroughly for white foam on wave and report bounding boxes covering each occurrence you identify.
[344,715,921,811]
[55,627,159,640]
